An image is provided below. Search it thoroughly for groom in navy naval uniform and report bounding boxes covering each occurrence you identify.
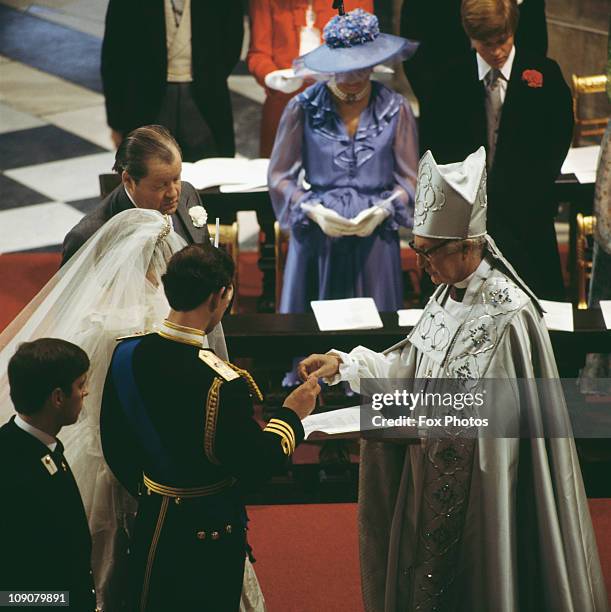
[420,0,573,300]
[61,125,210,266]
[0,338,98,611]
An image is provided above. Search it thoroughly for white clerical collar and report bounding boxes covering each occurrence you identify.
[155,319,206,347]
[455,257,492,289]
[14,415,57,451]
[477,45,515,82]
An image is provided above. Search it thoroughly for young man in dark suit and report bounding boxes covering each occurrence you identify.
[61,125,210,266]
[420,0,573,300]
[0,339,98,611]
[401,0,548,106]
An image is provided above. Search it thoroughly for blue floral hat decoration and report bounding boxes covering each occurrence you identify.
[300,9,419,74]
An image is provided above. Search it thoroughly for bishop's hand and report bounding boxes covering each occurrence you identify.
[298,353,342,381]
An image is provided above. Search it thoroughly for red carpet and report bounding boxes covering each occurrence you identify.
[0,253,61,331]
[247,504,363,612]
[249,501,611,611]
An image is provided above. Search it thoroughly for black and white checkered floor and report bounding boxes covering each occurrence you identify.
[0,1,264,254]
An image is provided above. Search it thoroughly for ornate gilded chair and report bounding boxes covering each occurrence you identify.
[571,74,609,146]
[208,221,240,314]
[576,213,597,309]
[274,221,290,311]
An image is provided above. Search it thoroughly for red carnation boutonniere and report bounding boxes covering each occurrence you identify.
[522,69,543,88]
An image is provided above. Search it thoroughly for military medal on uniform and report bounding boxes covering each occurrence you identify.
[41,454,58,476]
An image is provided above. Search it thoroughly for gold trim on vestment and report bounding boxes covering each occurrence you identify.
[204,377,223,465]
[139,496,169,612]
[143,474,234,498]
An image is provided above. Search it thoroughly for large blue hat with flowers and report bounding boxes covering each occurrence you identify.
[301,9,418,74]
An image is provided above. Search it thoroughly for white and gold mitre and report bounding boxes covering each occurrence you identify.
[413,146,487,239]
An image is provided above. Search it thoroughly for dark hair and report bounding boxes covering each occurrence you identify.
[8,338,90,415]
[162,244,235,311]
[112,125,182,182]
[461,0,519,41]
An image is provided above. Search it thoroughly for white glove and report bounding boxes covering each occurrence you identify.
[264,69,305,94]
[352,206,390,237]
[301,202,355,237]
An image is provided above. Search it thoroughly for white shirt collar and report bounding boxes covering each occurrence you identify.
[14,415,57,452]
[476,45,515,83]
[124,186,138,208]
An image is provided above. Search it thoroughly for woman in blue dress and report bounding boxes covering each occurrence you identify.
[268,9,419,314]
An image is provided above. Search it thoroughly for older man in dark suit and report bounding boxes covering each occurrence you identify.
[61,125,210,266]
[0,339,98,611]
[420,0,573,300]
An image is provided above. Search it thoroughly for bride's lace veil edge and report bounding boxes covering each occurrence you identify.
[0,208,190,423]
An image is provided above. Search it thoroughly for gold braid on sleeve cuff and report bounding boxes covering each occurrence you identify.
[264,418,297,455]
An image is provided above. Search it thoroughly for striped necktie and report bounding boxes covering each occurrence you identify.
[484,68,503,170]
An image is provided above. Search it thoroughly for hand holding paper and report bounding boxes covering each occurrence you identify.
[301,196,394,238]
[300,202,356,237]
[353,206,390,237]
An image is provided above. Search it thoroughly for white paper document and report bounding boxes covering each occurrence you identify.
[540,300,574,332]
[181,158,269,191]
[397,309,424,327]
[302,407,363,439]
[311,297,383,331]
[599,300,611,330]
[560,146,600,184]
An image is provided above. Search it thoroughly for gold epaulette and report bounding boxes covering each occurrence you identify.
[201,358,264,464]
[264,418,297,456]
[198,350,264,401]
[227,363,264,402]
[198,350,240,381]
[115,330,150,341]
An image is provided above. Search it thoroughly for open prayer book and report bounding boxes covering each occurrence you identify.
[181,157,269,192]
[311,297,383,331]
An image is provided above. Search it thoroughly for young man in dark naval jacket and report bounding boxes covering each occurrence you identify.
[100,243,320,611]
[0,338,98,611]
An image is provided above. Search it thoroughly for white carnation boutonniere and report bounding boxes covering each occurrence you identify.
[188,205,208,228]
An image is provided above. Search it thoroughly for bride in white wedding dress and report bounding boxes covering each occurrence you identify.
[0,208,265,611]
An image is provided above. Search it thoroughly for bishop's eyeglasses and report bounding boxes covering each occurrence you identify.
[408,239,461,261]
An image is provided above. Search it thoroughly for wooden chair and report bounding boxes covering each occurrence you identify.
[274,221,290,311]
[209,221,240,314]
[576,213,597,309]
[572,74,609,146]
[99,173,121,198]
